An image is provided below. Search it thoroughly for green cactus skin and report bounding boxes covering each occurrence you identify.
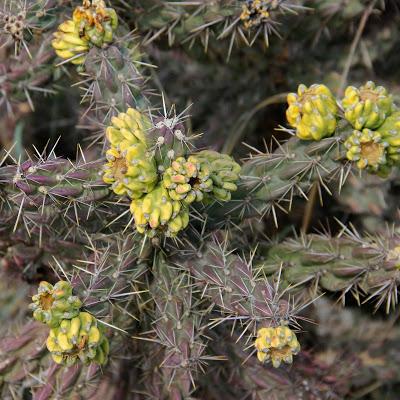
[205,134,346,226]
[258,231,400,312]
[176,233,295,330]
[82,44,148,123]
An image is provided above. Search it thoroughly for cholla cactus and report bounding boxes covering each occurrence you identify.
[4,0,400,398]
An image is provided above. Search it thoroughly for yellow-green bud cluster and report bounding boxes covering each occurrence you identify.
[31,281,109,366]
[240,0,270,30]
[162,156,213,204]
[130,185,189,237]
[46,312,109,366]
[73,0,118,47]
[103,108,241,237]
[193,151,241,201]
[375,111,400,164]
[344,129,388,174]
[342,81,393,130]
[286,84,338,141]
[103,108,157,198]
[52,20,90,65]
[254,325,300,368]
[52,0,118,65]
[30,281,82,328]
[344,111,400,175]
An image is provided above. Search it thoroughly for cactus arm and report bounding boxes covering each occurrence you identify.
[205,132,348,225]
[258,230,400,312]
[0,157,124,242]
[177,233,297,334]
[142,253,205,399]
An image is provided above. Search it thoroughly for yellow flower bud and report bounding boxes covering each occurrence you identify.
[286,84,338,141]
[30,281,82,328]
[130,185,189,237]
[342,81,393,130]
[254,324,300,368]
[46,312,108,367]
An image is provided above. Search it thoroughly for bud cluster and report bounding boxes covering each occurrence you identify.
[286,84,338,141]
[255,324,300,368]
[30,281,109,366]
[52,0,118,65]
[240,0,271,29]
[286,81,400,176]
[102,109,241,238]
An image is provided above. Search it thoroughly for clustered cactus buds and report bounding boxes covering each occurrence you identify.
[193,150,241,201]
[162,156,213,204]
[255,324,300,368]
[73,0,118,47]
[342,81,393,130]
[342,94,400,175]
[102,108,241,237]
[285,81,400,176]
[46,311,109,366]
[52,0,118,65]
[52,20,90,65]
[130,184,189,237]
[240,0,271,29]
[30,281,82,328]
[30,281,109,366]
[286,84,338,141]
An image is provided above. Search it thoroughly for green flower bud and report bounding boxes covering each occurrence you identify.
[376,111,400,164]
[344,129,389,175]
[193,151,241,202]
[162,156,213,204]
[30,281,82,328]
